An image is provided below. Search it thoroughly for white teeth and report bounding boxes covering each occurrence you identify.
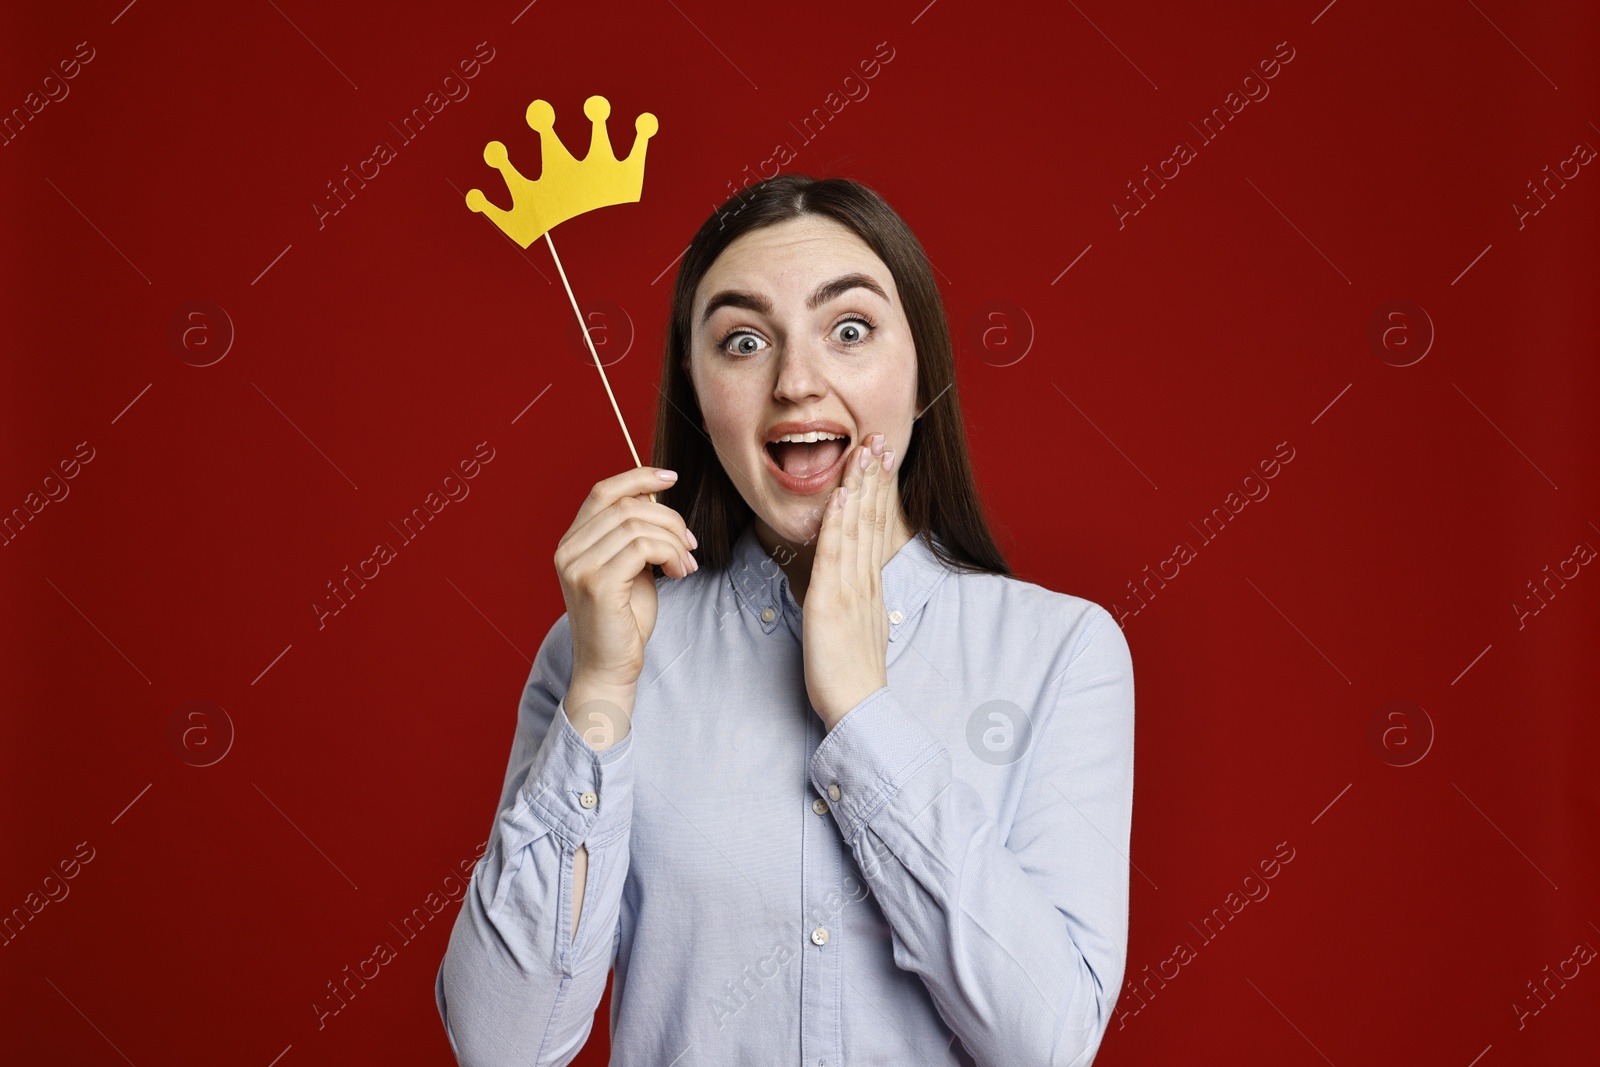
[772,431,847,443]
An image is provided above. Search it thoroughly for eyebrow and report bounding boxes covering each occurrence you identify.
[699,272,889,326]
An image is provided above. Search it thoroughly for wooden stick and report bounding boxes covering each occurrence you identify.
[547,231,640,463]
[543,230,657,503]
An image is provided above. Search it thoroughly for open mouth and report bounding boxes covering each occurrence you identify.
[762,436,853,493]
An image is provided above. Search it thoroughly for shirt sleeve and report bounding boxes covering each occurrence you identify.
[435,613,636,1067]
[807,603,1134,1067]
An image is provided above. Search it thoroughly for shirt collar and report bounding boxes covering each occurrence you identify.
[726,521,954,641]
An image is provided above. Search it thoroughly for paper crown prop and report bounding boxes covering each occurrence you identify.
[466,95,659,474]
[466,96,658,248]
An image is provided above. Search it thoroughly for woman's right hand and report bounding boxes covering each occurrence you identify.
[555,465,698,695]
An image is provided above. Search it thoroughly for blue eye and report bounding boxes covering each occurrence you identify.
[720,331,769,358]
[831,315,876,345]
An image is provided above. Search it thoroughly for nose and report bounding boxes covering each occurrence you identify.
[771,334,828,405]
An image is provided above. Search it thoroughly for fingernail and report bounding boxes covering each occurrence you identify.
[837,485,849,508]
[882,450,894,472]
[858,445,871,471]
[871,433,886,456]
[657,469,678,481]
[686,528,698,550]
[689,553,699,572]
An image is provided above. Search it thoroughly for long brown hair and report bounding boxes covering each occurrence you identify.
[651,173,1010,579]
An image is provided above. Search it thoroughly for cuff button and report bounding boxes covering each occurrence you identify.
[580,790,598,809]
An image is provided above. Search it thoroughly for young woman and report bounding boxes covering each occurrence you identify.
[436,175,1135,1066]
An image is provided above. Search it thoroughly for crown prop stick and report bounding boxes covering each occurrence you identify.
[466,95,659,478]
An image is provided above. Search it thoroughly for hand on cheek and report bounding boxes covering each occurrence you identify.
[803,432,896,729]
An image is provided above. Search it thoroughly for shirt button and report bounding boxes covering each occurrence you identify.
[579,790,597,809]
[760,606,776,623]
[812,797,829,815]
[811,927,829,946]
[889,609,904,624]
[827,784,841,802]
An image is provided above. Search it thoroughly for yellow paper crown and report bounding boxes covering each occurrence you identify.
[465,95,658,247]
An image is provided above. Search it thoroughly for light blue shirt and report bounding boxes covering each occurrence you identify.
[436,521,1135,1066]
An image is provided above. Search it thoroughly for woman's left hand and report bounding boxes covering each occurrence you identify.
[803,431,896,730]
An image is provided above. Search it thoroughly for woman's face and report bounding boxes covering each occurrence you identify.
[686,215,919,550]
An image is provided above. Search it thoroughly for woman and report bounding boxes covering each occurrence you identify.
[436,175,1135,1066]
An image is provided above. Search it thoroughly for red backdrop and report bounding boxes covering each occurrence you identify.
[4,1,1597,1064]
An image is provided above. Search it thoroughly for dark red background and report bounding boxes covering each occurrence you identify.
[4,1,1597,1064]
